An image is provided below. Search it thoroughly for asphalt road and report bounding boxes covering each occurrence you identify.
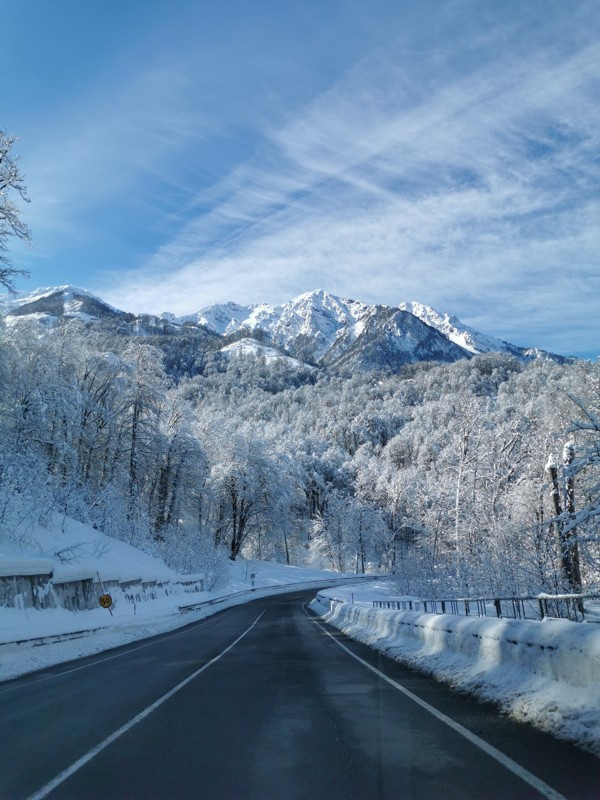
[1,590,598,800]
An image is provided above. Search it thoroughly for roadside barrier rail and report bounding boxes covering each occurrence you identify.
[0,627,105,649]
[178,575,379,612]
[371,593,600,623]
[0,576,378,648]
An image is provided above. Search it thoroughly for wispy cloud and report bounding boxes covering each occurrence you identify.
[20,62,212,254]
[22,0,584,349]
[91,3,600,352]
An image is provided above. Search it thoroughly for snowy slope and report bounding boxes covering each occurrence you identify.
[1,285,568,368]
[399,301,521,356]
[0,513,177,583]
[220,337,314,369]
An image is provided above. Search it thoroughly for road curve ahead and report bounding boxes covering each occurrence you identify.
[1,590,598,799]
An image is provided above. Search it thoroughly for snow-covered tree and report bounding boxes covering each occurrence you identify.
[207,430,287,560]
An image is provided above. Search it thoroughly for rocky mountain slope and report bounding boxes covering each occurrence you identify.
[193,289,566,367]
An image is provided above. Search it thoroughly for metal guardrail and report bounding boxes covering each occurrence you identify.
[0,627,105,649]
[178,575,378,612]
[0,575,377,648]
[178,588,256,612]
[371,593,600,623]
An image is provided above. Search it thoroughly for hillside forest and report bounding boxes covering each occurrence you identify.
[1,316,599,599]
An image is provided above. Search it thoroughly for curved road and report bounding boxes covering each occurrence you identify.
[1,590,598,799]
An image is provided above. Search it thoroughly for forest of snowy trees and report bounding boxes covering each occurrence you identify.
[1,314,598,599]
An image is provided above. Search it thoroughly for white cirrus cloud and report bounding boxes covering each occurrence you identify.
[97,3,599,353]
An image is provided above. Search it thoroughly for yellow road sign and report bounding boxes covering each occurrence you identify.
[99,593,113,609]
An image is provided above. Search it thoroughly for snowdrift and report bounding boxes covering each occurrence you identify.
[311,592,600,754]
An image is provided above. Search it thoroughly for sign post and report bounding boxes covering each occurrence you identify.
[99,593,113,616]
[97,571,114,616]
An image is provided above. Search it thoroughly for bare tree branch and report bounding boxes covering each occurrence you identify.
[0,129,31,291]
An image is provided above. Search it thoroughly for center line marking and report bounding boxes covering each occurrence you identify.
[26,607,269,800]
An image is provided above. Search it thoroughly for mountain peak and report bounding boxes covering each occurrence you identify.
[290,288,349,306]
[1,284,125,323]
[399,301,519,356]
[0,285,567,368]
[292,288,330,301]
[190,300,276,335]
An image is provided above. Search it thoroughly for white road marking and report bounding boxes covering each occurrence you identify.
[0,612,225,695]
[303,604,567,800]
[26,607,269,800]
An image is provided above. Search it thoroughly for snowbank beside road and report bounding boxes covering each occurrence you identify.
[311,588,600,755]
[0,560,357,683]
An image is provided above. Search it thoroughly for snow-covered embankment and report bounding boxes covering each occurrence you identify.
[310,590,600,755]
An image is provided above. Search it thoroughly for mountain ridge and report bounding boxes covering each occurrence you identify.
[0,285,569,370]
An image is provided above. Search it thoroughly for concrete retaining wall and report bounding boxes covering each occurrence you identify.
[0,566,204,613]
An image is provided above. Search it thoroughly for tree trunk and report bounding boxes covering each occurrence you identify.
[547,454,582,594]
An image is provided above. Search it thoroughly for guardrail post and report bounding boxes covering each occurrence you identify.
[567,597,580,622]
[538,599,545,619]
[366,592,594,624]
[511,599,521,619]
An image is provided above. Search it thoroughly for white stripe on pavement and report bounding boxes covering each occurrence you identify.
[303,604,567,800]
[26,607,269,800]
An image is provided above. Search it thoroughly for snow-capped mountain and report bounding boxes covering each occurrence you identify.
[398,301,566,362]
[0,285,568,372]
[0,285,124,322]
[399,302,522,357]
[186,301,269,336]
[193,289,566,366]
[270,291,372,361]
[0,284,217,340]
[320,307,471,371]
[192,290,372,362]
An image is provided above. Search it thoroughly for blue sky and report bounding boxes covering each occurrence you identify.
[2,0,598,356]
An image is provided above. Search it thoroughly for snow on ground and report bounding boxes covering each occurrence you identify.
[0,513,178,582]
[219,337,312,369]
[311,582,600,756]
[0,514,354,682]
[0,559,352,682]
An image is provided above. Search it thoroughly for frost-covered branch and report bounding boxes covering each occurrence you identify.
[0,129,31,289]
